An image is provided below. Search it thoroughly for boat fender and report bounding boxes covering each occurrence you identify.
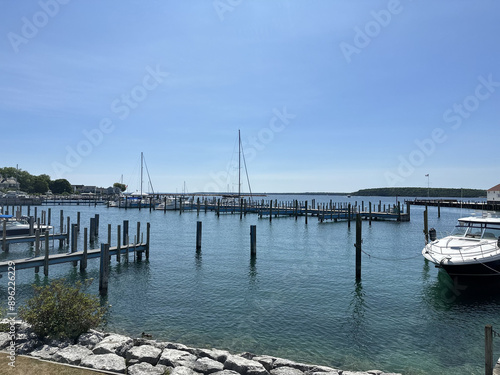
[429,228,437,242]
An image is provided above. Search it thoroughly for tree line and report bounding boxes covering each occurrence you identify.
[0,167,72,194]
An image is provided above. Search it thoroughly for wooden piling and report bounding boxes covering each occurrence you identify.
[117,225,121,262]
[90,217,96,241]
[43,231,49,276]
[77,211,80,233]
[485,325,493,375]
[80,227,88,272]
[99,243,110,296]
[305,200,308,225]
[34,229,40,273]
[355,213,362,281]
[369,202,372,225]
[59,210,64,247]
[66,216,70,244]
[438,202,441,218]
[424,207,429,244]
[196,221,202,252]
[269,200,273,222]
[146,222,150,260]
[250,225,256,258]
[95,214,99,235]
[136,222,141,247]
[123,220,129,244]
[348,203,351,229]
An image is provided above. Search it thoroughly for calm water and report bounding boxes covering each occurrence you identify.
[1,195,498,375]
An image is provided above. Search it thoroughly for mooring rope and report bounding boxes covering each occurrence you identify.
[360,249,423,261]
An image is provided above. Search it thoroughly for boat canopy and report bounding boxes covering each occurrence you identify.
[0,215,13,218]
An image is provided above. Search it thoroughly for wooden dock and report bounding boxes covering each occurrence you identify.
[407,199,499,211]
[0,241,148,274]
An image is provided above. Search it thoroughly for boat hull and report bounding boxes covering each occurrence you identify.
[438,258,500,277]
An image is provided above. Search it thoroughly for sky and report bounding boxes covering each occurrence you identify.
[1,0,499,194]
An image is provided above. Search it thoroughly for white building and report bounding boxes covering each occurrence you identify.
[487,184,500,204]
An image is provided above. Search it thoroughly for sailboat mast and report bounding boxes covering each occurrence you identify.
[238,129,241,198]
[140,152,143,196]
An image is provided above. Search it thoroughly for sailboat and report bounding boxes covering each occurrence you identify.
[222,130,252,203]
[110,152,155,208]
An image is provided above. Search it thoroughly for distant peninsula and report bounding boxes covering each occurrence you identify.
[350,187,486,198]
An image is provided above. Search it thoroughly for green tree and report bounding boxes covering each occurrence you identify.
[113,182,126,192]
[49,179,73,194]
[31,175,50,194]
[19,279,108,340]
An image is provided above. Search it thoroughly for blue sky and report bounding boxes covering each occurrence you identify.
[1,0,499,193]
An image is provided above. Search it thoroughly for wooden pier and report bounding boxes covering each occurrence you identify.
[0,240,149,274]
[408,199,499,211]
[197,198,411,222]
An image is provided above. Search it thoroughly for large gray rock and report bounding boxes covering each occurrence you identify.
[92,333,133,356]
[308,365,340,373]
[0,332,12,349]
[52,345,93,365]
[128,362,170,375]
[80,353,127,374]
[270,366,304,375]
[30,344,60,360]
[126,344,162,365]
[193,356,225,374]
[252,356,275,372]
[211,370,243,375]
[78,330,104,349]
[171,366,200,375]
[273,358,313,372]
[224,355,269,375]
[159,348,197,367]
[198,348,231,363]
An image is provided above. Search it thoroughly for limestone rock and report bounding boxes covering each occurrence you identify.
[52,345,93,365]
[224,355,269,375]
[159,348,197,367]
[126,344,162,365]
[252,356,276,372]
[198,348,231,363]
[78,330,104,349]
[80,353,127,374]
[193,356,225,374]
[212,370,246,375]
[128,362,170,375]
[92,333,133,356]
[270,366,304,375]
[30,344,59,360]
[171,365,201,375]
[273,358,312,372]
[0,332,12,349]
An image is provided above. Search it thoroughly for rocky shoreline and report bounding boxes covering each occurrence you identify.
[1,321,402,375]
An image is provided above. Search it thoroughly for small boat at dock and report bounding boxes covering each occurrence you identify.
[422,214,500,277]
[0,215,52,236]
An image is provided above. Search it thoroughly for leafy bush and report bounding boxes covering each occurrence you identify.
[19,279,107,341]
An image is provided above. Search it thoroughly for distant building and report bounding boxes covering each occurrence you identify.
[487,184,500,204]
[72,185,121,196]
[0,175,20,191]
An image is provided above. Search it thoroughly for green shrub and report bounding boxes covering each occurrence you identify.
[19,279,108,341]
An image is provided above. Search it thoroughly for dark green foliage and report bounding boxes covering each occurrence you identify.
[113,182,127,192]
[351,187,486,198]
[19,279,107,341]
[49,178,73,194]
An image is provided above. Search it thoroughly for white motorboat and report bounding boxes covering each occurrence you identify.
[0,215,52,236]
[422,215,500,277]
[155,196,190,210]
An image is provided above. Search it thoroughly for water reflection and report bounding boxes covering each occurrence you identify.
[345,280,366,349]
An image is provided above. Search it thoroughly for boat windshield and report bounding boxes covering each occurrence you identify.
[452,221,500,239]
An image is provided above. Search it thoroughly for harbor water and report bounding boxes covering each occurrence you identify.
[1,195,498,375]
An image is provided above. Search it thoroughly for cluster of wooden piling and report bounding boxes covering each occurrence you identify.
[154,197,412,223]
[0,208,150,295]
